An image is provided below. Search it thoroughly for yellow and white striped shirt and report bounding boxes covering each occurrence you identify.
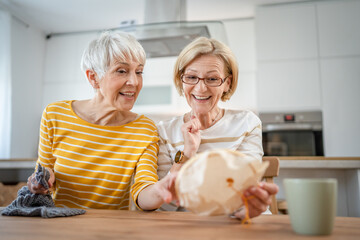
[37,100,159,210]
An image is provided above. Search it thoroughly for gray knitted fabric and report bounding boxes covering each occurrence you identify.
[34,163,50,189]
[1,164,86,218]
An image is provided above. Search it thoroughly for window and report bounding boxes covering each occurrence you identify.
[0,9,11,158]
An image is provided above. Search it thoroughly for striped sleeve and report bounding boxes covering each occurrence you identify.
[130,136,159,209]
[157,136,173,180]
[236,123,264,162]
[37,106,56,168]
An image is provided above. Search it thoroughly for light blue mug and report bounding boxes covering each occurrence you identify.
[284,178,337,236]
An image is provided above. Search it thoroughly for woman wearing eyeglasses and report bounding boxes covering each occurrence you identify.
[156,37,278,220]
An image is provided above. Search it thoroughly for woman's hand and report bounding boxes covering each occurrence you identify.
[27,167,55,194]
[181,116,201,158]
[234,182,279,220]
[137,172,178,210]
[169,117,201,173]
[154,172,178,204]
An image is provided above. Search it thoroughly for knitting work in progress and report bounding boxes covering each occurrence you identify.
[1,164,86,218]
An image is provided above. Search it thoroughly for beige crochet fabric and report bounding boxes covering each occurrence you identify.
[175,149,269,216]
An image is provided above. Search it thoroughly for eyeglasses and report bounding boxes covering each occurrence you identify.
[181,74,229,87]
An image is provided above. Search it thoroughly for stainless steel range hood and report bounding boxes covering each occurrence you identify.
[46,0,227,58]
[109,0,227,58]
[114,21,227,58]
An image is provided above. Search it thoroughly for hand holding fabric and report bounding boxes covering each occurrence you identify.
[234,182,279,219]
[2,164,85,218]
[137,172,179,210]
[27,167,55,194]
[155,171,179,204]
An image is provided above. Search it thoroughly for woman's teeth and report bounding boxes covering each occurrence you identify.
[194,95,210,100]
[120,92,135,96]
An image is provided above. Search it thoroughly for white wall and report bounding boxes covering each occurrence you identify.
[10,17,46,158]
[42,33,97,109]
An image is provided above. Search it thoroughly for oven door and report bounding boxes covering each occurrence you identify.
[263,130,323,156]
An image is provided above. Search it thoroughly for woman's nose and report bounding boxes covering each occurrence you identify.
[194,78,207,91]
[126,72,139,86]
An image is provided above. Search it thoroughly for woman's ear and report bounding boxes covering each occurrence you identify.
[86,69,99,89]
[224,75,232,93]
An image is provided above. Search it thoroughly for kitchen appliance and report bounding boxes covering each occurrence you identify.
[117,21,226,58]
[260,111,324,156]
[116,0,227,58]
[46,0,228,58]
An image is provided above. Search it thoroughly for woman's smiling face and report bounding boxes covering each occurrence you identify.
[97,59,144,111]
[182,54,230,115]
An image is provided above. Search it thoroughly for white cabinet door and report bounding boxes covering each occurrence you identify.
[317,0,360,57]
[224,19,256,72]
[222,20,257,111]
[321,57,360,156]
[257,60,321,112]
[256,3,318,61]
[134,57,182,114]
[255,3,321,112]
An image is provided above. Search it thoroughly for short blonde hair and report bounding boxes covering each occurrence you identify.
[173,37,238,101]
[81,31,146,80]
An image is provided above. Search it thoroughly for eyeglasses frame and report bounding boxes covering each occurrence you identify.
[181,74,229,87]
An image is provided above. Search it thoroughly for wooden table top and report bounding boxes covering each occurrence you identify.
[1,209,359,240]
[277,157,360,160]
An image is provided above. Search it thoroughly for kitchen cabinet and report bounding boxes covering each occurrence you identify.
[133,57,189,115]
[317,0,360,57]
[274,157,360,217]
[221,19,257,111]
[224,19,256,72]
[255,2,322,112]
[257,60,321,112]
[219,72,258,112]
[316,0,360,157]
[320,57,360,156]
[255,3,318,61]
[255,0,360,156]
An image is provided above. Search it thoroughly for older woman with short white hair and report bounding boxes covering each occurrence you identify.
[27,31,176,211]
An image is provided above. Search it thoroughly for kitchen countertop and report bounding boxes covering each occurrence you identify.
[277,157,360,169]
[278,157,360,160]
[0,158,36,169]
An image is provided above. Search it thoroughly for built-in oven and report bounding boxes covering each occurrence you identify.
[259,111,324,156]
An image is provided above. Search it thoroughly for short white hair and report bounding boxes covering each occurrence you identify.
[81,31,146,80]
